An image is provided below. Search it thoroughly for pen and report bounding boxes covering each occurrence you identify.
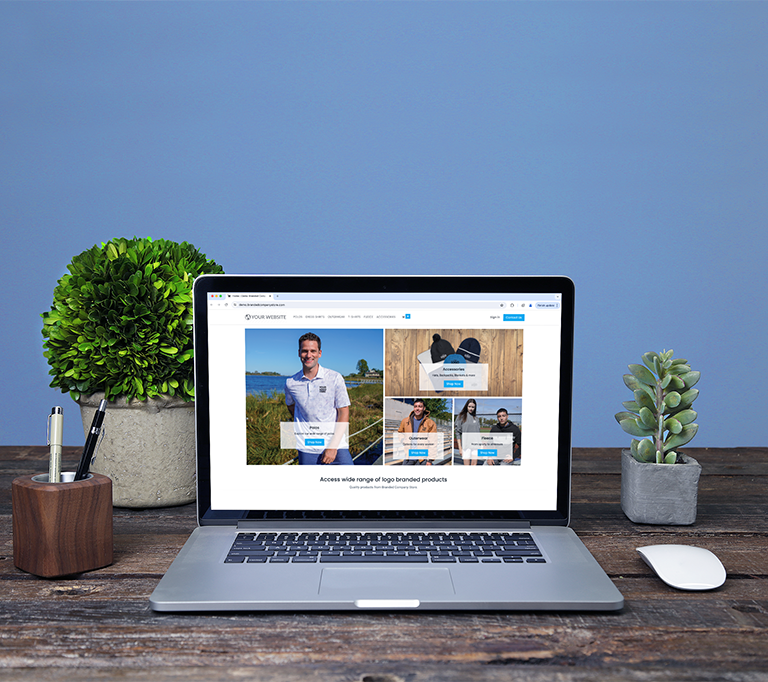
[75,399,107,481]
[48,406,64,483]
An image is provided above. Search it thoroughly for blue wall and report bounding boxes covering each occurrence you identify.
[2,2,766,447]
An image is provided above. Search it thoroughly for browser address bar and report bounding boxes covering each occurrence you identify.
[232,301,510,309]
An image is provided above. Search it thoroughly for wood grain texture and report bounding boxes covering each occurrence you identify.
[11,473,112,577]
[384,329,523,398]
[0,446,767,681]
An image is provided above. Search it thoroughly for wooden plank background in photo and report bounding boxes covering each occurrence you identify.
[385,328,523,398]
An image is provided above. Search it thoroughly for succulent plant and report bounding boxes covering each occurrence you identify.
[615,350,700,464]
[41,237,224,402]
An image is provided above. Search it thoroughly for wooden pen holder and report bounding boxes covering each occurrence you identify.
[12,472,113,578]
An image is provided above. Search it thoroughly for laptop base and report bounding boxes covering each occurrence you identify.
[150,525,623,612]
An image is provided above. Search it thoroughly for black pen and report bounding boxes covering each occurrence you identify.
[75,399,108,481]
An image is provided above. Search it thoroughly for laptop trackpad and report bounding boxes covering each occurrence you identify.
[319,567,455,602]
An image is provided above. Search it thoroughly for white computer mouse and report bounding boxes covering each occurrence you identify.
[636,544,726,591]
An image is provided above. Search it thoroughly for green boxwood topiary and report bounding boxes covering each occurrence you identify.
[41,237,224,402]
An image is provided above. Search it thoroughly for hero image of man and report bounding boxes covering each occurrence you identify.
[245,329,383,465]
[285,332,352,465]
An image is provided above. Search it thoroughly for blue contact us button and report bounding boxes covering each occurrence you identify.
[504,314,525,321]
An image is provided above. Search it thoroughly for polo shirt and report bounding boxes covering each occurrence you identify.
[285,365,351,453]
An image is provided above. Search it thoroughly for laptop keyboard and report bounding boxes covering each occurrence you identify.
[224,531,545,564]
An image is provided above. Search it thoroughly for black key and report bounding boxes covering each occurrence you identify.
[228,550,274,558]
[232,541,264,547]
[320,555,429,563]
[225,556,246,563]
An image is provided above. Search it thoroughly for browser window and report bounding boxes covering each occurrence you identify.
[205,290,563,511]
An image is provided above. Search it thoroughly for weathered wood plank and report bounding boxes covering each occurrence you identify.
[2,573,768,608]
[0,666,766,682]
[0,600,766,670]
[572,447,768,476]
[2,533,764,588]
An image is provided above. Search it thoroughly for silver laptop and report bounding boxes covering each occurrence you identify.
[150,275,623,611]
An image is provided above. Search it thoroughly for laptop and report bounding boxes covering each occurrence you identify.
[149,275,623,611]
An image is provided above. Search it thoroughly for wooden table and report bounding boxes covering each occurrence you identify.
[1,446,766,681]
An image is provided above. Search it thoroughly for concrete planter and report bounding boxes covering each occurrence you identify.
[77,393,195,508]
[621,449,702,525]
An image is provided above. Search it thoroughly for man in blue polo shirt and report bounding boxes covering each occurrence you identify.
[285,332,353,465]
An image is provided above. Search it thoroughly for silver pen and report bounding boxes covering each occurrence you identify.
[47,406,64,483]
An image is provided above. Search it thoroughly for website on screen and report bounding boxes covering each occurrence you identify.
[206,291,563,511]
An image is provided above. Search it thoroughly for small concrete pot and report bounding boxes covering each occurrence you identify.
[78,393,195,508]
[621,448,702,525]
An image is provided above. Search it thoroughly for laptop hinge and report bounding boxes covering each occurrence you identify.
[235,520,532,531]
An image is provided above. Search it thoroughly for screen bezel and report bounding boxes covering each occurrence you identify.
[193,275,574,527]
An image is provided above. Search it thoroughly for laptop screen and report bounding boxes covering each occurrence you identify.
[193,275,573,525]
